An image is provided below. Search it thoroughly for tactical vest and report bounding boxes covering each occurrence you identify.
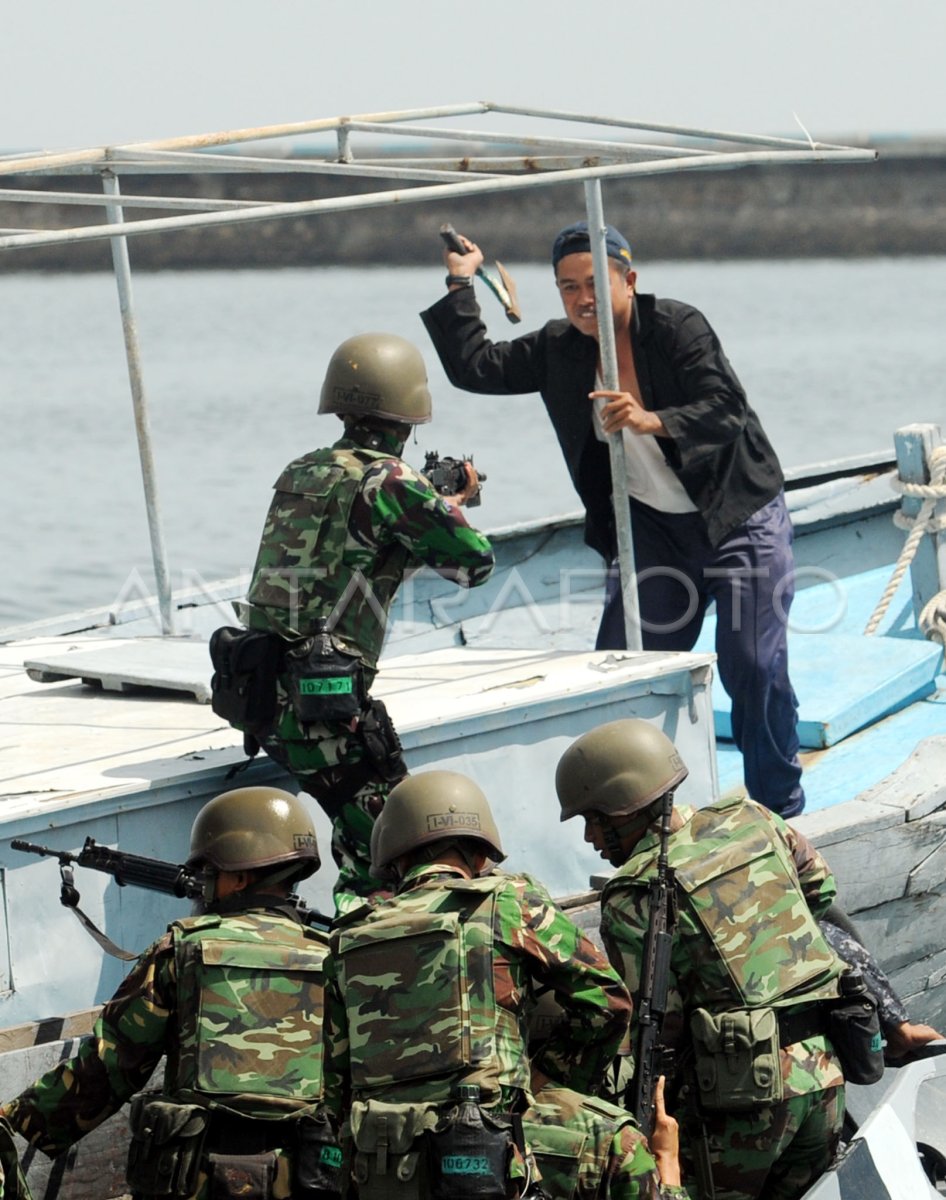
[603,797,842,1011]
[333,875,528,1104]
[167,911,330,1115]
[245,445,411,668]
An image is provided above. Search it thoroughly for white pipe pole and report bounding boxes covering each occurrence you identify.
[0,147,877,253]
[102,172,174,636]
[584,179,642,651]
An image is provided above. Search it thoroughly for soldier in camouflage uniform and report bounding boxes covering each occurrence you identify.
[236,332,494,913]
[0,787,335,1200]
[556,719,849,1200]
[524,990,684,1199]
[322,770,665,1200]
[0,1118,32,1200]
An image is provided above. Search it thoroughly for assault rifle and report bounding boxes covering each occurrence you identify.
[12,838,333,953]
[12,837,209,961]
[12,836,206,899]
[631,790,677,1138]
[423,451,486,507]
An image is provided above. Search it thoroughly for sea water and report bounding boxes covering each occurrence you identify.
[1,257,944,625]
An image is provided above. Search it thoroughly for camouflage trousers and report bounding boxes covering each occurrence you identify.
[524,1084,662,1200]
[682,1085,844,1200]
[260,700,404,915]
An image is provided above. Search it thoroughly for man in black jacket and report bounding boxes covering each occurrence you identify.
[421,221,805,817]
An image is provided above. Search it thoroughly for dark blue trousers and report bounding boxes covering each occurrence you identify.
[596,492,805,817]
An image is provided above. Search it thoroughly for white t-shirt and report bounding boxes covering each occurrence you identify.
[592,385,697,514]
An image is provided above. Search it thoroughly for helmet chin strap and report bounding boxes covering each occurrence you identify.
[600,795,673,864]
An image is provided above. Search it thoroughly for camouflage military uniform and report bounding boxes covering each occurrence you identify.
[601,796,846,1200]
[322,863,632,1196]
[525,1083,688,1200]
[2,905,330,1200]
[239,429,494,912]
[0,1117,32,1200]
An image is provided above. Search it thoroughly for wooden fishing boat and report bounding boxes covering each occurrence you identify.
[0,105,943,1198]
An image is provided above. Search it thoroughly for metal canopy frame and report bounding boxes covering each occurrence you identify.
[0,101,877,644]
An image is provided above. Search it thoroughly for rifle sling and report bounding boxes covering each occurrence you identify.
[64,898,139,962]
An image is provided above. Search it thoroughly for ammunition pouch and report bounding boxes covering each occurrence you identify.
[209,627,280,730]
[349,1100,439,1200]
[427,1102,514,1200]
[828,992,885,1085]
[690,1007,783,1111]
[285,636,366,725]
[126,1096,209,1199]
[206,1150,275,1200]
[294,1108,345,1200]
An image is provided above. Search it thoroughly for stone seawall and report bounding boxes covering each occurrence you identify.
[2,144,944,271]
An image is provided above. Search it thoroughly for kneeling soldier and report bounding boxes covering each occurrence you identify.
[322,769,662,1199]
[1,787,336,1200]
[556,719,850,1200]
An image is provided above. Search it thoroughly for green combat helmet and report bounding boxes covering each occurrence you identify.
[370,770,506,876]
[318,332,433,425]
[187,786,320,881]
[555,718,688,822]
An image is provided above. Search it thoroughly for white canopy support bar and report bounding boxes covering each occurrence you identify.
[584,180,642,652]
[0,148,877,253]
[0,187,273,211]
[486,102,862,152]
[101,173,175,637]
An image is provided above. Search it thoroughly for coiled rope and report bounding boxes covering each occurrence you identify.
[864,444,946,643]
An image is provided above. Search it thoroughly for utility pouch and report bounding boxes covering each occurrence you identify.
[349,1100,437,1200]
[209,626,280,728]
[294,1108,344,1200]
[828,970,885,1085]
[427,1101,513,1200]
[207,1150,276,1200]
[518,1119,585,1200]
[690,1007,783,1111]
[126,1095,209,1198]
[284,625,365,725]
[358,697,408,783]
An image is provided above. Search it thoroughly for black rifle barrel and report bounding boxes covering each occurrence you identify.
[631,790,676,1137]
[12,837,204,900]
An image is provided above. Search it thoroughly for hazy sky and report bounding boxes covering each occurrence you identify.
[4,0,945,152]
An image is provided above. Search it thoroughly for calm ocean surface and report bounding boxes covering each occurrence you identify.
[2,257,944,626]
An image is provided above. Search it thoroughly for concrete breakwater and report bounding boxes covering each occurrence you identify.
[2,141,945,271]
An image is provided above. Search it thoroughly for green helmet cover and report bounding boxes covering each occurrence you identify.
[319,332,433,424]
[188,786,320,880]
[370,770,506,876]
[556,718,688,821]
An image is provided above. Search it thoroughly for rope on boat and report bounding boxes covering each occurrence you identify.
[864,444,946,642]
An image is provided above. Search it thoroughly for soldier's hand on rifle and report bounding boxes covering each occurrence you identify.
[444,461,482,508]
[648,1076,681,1188]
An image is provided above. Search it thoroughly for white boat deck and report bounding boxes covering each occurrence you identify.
[0,631,716,828]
